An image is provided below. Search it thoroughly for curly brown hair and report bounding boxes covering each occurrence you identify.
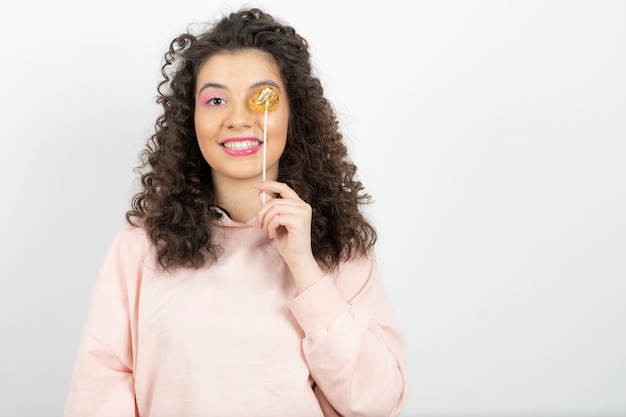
[126,8,377,271]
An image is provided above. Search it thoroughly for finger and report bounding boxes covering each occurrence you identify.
[258,188,276,206]
[256,196,306,230]
[254,181,302,202]
[265,212,308,239]
[259,201,310,236]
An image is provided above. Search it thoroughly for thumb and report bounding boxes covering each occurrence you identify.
[258,189,275,205]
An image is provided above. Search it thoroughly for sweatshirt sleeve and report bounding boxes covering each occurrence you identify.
[64,226,145,417]
[287,251,408,417]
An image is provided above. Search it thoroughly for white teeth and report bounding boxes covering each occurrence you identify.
[223,140,260,150]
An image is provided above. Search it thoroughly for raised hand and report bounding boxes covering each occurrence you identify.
[254,181,325,293]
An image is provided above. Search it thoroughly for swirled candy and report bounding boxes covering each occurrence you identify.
[249,86,280,112]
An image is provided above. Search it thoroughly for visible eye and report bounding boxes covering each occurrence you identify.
[205,97,227,106]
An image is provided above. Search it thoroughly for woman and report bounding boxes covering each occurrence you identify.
[65,8,407,417]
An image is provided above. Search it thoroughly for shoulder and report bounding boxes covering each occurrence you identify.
[105,222,155,268]
[330,248,380,294]
[113,222,150,249]
[93,223,162,291]
[334,248,378,276]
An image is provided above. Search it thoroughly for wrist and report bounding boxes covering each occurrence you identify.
[288,255,326,294]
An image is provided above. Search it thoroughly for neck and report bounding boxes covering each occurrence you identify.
[213,176,263,224]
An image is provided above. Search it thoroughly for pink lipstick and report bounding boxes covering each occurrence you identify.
[220,137,262,157]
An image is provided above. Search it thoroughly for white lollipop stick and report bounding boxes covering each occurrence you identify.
[250,85,279,206]
[262,106,268,205]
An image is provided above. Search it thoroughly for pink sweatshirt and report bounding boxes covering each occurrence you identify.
[65,212,407,417]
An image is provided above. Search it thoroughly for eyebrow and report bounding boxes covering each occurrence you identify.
[196,80,282,98]
[197,82,226,97]
[250,80,281,91]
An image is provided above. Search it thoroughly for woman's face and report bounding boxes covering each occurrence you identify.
[194,49,290,185]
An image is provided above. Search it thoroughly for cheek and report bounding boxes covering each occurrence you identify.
[194,115,217,143]
[193,122,217,163]
[268,111,290,140]
[269,117,289,162]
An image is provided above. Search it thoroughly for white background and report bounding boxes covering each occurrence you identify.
[1,1,624,416]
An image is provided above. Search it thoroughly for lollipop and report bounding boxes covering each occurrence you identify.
[249,86,280,112]
[250,86,280,204]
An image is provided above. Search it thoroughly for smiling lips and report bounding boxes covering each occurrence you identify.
[221,137,262,156]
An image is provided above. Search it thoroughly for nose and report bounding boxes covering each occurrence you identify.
[226,100,254,129]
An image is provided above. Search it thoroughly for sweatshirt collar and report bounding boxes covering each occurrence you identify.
[208,206,256,228]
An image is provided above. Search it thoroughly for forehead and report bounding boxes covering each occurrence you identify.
[195,49,282,87]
